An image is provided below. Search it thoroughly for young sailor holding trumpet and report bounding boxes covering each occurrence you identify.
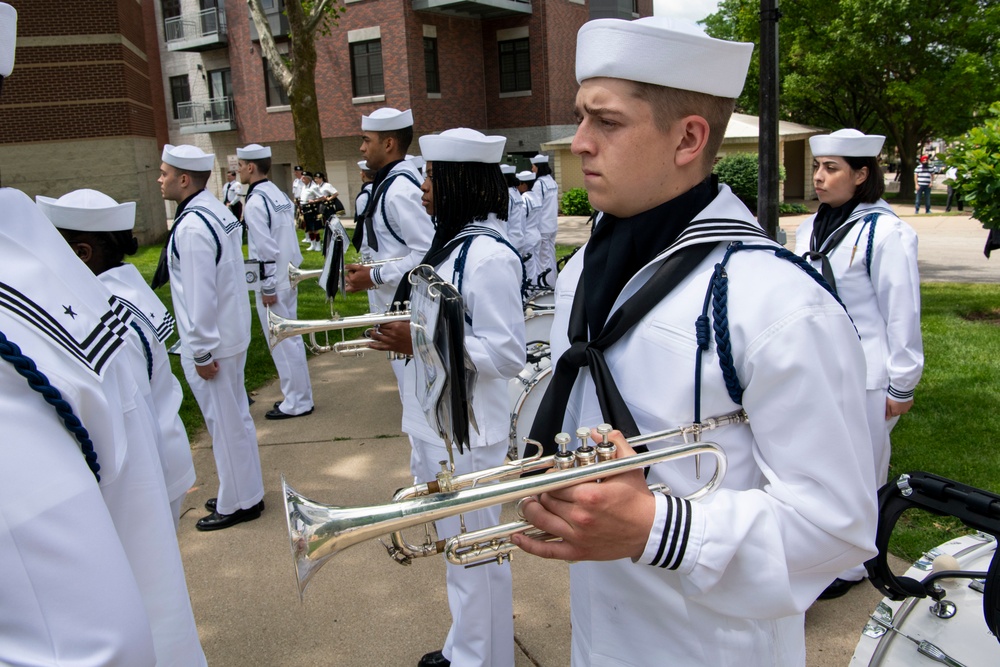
[365,128,526,667]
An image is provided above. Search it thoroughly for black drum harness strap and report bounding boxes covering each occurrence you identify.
[866,471,1000,641]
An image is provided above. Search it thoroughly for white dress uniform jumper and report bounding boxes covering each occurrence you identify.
[167,189,265,516]
[796,200,923,474]
[244,178,315,416]
[538,185,878,666]
[100,263,197,523]
[0,187,206,666]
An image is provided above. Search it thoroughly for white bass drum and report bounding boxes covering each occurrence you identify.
[851,532,1000,666]
[507,348,552,460]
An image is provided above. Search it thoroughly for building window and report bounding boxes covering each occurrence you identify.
[498,38,530,94]
[263,59,289,106]
[351,40,384,98]
[169,74,191,120]
[161,0,181,38]
[424,37,440,95]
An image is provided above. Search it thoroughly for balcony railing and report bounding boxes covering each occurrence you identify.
[177,97,236,134]
[165,8,228,51]
[412,0,531,19]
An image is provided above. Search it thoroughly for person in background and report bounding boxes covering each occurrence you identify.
[222,168,243,220]
[238,143,315,421]
[354,159,375,228]
[368,128,525,667]
[500,163,527,283]
[796,128,923,599]
[516,170,542,290]
[944,165,964,212]
[513,18,876,666]
[914,154,934,214]
[158,143,265,532]
[530,153,559,287]
[299,171,324,251]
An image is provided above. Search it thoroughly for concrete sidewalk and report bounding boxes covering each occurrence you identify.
[177,209,993,666]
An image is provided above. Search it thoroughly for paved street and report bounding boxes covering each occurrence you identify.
[176,208,994,666]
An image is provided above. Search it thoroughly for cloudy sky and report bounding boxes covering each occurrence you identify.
[653,0,720,22]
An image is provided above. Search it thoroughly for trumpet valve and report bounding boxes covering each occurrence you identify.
[435,460,455,492]
[553,432,575,470]
[595,423,617,462]
[574,427,597,466]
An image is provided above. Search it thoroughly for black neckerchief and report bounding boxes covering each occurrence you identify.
[151,190,202,290]
[527,178,723,454]
[371,159,404,193]
[810,196,861,252]
[244,179,267,198]
[583,176,717,338]
[351,160,404,250]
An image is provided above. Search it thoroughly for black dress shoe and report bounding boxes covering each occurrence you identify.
[817,577,863,600]
[195,500,265,531]
[417,650,450,667]
[273,401,282,410]
[265,406,314,420]
[205,497,217,512]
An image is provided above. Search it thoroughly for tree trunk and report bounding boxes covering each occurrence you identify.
[285,2,326,173]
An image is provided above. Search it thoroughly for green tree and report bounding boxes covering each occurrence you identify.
[248,0,347,175]
[704,0,1000,200]
[944,102,1000,231]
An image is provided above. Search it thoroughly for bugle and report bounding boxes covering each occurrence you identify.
[267,307,409,351]
[283,410,745,597]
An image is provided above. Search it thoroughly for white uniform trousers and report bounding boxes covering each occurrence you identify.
[255,288,314,415]
[410,437,515,667]
[536,231,558,287]
[182,351,264,515]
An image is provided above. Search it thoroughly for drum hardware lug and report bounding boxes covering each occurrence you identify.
[929,597,957,619]
[897,473,913,497]
[969,578,986,594]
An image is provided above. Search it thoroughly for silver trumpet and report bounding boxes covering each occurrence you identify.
[267,307,410,351]
[283,410,745,597]
[288,263,323,289]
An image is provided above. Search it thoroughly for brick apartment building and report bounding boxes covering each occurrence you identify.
[156,0,651,222]
[0,0,170,242]
[0,0,650,240]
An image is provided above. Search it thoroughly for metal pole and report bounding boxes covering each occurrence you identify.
[757,0,781,241]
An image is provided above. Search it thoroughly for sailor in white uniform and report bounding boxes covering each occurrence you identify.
[345,108,435,315]
[512,18,877,667]
[238,143,315,420]
[354,159,375,230]
[158,144,265,531]
[795,129,923,598]
[37,188,197,527]
[369,129,526,667]
[346,107,435,401]
[530,153,559,287]
[0,11,164,662]
[517,170,543,287]
[500,164,528,277]
[0,190,207,666]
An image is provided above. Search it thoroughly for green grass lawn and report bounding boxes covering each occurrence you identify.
[134,238,999,561]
